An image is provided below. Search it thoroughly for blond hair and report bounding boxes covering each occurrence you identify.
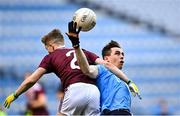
[41,29,64,45]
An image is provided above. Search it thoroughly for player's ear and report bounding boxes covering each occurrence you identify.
[104,56,109,62]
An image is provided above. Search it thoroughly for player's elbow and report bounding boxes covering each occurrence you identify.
[81,68,91,76]
[81,66,97,79]
[82,70,95,79]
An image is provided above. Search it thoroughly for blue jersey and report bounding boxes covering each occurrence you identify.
[96,65,131,111]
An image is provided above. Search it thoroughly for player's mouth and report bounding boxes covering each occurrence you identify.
[120,61,124,64]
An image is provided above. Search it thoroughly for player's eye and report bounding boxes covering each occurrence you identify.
[115,51,120,55]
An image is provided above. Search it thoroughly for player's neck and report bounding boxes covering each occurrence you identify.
[56,45,65,49]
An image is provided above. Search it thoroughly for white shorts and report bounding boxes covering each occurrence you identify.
[59,82,100,116]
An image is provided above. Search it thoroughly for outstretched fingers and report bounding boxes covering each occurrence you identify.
[68,21,74,32]
[77,27,82,34]
[74,22,77,30]
[4,101,8,108]
[137,93,142,100]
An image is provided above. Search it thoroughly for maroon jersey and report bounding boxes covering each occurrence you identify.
[25,83,44,101]
[25,83,49,115]
[39,48,99,91]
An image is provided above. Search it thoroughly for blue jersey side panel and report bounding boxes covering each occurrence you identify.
[96,65,131,111]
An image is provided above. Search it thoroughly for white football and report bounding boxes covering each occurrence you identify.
[73,8,96,32]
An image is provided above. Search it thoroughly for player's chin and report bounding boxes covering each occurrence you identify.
[119,64,123,69]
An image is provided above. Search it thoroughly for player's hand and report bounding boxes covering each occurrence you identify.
[66,21,82,48]
[4,93,18,109]
[127,80,142,99]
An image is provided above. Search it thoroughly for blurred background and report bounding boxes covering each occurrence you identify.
[0,0,180,115]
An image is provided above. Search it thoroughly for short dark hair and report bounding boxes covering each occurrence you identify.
[41,29,64,45]
[102,40,121,59]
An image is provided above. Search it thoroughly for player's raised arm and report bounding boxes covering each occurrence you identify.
[66,21,98,78]
[75,47,98,78]
[103,62,141,98]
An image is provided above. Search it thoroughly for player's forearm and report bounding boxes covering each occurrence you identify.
[15,69,44,97]
[104,62,129,83]
[15,78,36,97]
[114,69,129,83]
[75,47,90,74]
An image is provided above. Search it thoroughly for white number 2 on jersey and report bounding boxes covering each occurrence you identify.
[66,50,80,69]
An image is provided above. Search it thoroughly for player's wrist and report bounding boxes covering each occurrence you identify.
[13,92,18,98]
[127,80,132,85]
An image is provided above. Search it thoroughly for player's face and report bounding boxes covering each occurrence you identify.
[106,47,124,69]
[45,43,54,53]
